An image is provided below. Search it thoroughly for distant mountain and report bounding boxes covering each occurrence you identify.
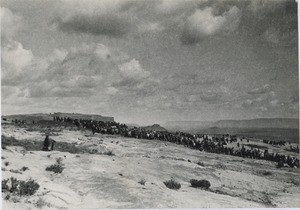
[126,123,140,128]
[2,112,114,122]
[142,124,167,132]
[212,118,299,129]
[164,121,213,131]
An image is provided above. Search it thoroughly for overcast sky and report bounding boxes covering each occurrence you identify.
[1,0,298,125]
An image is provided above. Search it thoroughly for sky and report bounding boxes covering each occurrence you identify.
[1,0,299,125]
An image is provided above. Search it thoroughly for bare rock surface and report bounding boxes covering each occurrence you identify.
[1,124,300,209]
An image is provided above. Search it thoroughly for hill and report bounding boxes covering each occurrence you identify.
[2,112,114,122]
[1,122,300,209]
[212,118,299,129]
[52,112,114,122]
[142,124,167,132]
[164,121,213,131]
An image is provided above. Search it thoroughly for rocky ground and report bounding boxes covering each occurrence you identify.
[1,123,300,209]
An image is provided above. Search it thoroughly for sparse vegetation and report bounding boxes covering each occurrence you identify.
[46,164,64,174]
[138,178,146,186]
[197,161,205,166]
[35,197,51,208]
[259,170,272,176]
[56,157,63,164]
[4,194,10,200]
[21,166,29,171]
[164,179,181,190]
[103,150,115,156]
[9,169,22,174]
[261,192,274,207]
[214,163,226,170]
[2,177,40,196]
[190,179,211,190]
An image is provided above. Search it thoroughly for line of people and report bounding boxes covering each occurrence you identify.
[51,116,300,168]
[262,139,286,146]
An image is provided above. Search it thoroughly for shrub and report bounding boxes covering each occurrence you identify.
[103,150,115,156]
[35,197,50,208]
[45,164,64,174]
[2,177,39,196]
[138,178,146,186]
[5,194,10,200]
[21,166,29,171]
[197,161,205,166]
[215,163,226,170]
[19,179,40,196]
[56,157,63,165]
[190,179,211,189]
[164,179,181,190]
[9,169,22,174]
[4,161,9,166]
[261,170,272,176]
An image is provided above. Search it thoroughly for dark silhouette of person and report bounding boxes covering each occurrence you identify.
[43,135,50,151]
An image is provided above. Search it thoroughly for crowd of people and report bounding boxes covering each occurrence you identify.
[52,116,299,168]
[262,139,286,146]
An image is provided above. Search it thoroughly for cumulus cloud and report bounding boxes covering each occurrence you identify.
[106,87,119,95]
[138,22,165,33]
[0,7,22,41]
[248,84,271,95]
[2,41,34,77]
[156,0,197,14]
[52,0,136,37]
[118,59,150,80]
[29,43,125,98]
[56,14,131,37]
[262,27,280,44]
[181,6,241,44]
[1,7,37,86]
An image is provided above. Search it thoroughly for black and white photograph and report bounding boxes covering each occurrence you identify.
[1,0,299,209]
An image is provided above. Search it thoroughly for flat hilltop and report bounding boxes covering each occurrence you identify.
[2,112,114,122]
[1,121,300,209]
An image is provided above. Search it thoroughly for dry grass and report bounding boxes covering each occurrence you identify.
[138,178,146,186]
[2,177,40,196]
[164,179,181,190]
[190,179,211,189]
[35,197,51,208]
[46,164,64,174]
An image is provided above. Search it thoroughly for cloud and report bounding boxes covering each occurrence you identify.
[106,87,119,95]
[52,0,136,37]
[138,22,165,33]
[181,6,241,44]
[270,99,279,106]
[156,0,197,14]
[112,58,160,98]
[2,41,34,79]
[56,14,131,37]
[262,27,280,44]
[118,59,150,80]
[248,84,271,95]
[0,7,22,42]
